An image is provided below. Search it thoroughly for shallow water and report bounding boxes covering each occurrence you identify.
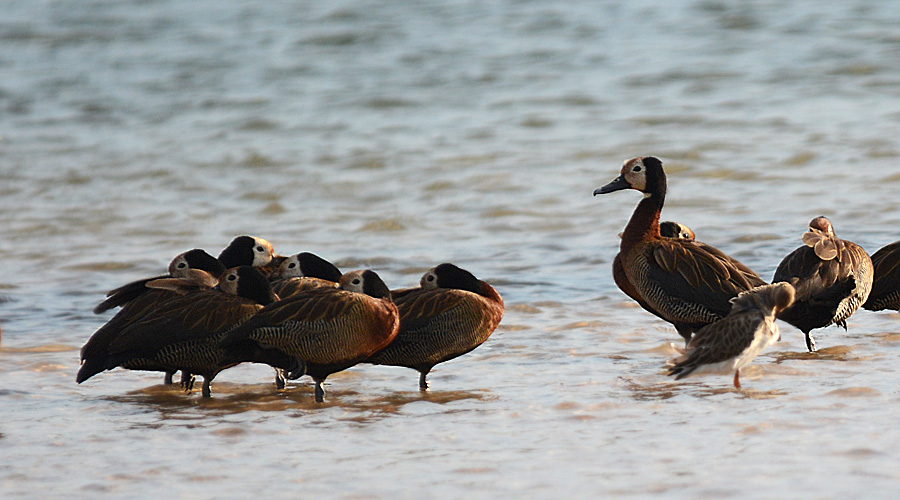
[3,0,900,498]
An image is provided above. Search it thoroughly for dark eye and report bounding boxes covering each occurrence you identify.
[352,278,361,285]
[177,262,186,269]
[426,275,435,282]
[256,246,265,252]
[288,263,296,269]
[633,165,642,172]
[228,274,237,281]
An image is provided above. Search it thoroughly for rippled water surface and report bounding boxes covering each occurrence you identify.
[3,0,900,498]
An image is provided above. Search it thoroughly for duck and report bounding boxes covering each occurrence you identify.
[77,266,302,397]
[668,282,795,389]
[863,240,900,312]
[594,156,768,344]
[219,269,400,402]
[262,252,344,390]
[366,263,504,390]
[773,216,873,351]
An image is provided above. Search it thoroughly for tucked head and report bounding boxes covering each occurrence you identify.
[218,266,276,305]
[593,156,664,195]
[340,270,392,300]
[659,221,695,241]
[279,252,342,282]
[169,249,226,278]
[420,263,482,294]
[218,235,275,268]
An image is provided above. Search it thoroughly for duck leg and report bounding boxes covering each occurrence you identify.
[418,370,430,391]
[676,326,693,347]
[733,369,741,390]
[314,378,326,403]
[181,373,196,393]
[804,332,817,352]
[164,370,176,385]
[274,368,285,390]
[202,377,212,398]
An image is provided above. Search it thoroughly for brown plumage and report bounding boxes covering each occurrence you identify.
[773,216,873,351]
[613,221,695,322]
[668,282,796,389]
[594,156,768,344]
[366,263,504,390]
[220,270,400,402]
[77,266,300,397]
[863,241,900,312]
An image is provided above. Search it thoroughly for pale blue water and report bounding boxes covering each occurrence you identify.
[3,1,900,498]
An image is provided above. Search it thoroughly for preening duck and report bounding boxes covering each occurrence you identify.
[594,156,767,344]
[773,216,873,351]
[668,282,795,389]
[366,263,504,390]
[219,270,400,402]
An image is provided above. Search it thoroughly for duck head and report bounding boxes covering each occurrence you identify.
[593,156,664,196]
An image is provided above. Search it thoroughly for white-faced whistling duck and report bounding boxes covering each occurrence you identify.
[594,156,768,345]
[773,216,873,351]
[78,266,301,398]
[668,282,795,389]
[219,269,400,402]
[265,252,344,390]
[366,263,504,390]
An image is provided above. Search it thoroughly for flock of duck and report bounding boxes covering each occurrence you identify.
[78,155,900,399]
[77,237,504,402]
[595,156,900,389]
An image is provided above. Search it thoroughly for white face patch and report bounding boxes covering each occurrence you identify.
[420,269,439,289]
[219,269,241,295]
[251,237,275,266]
[339,271,366,293]
[279,254,302,278]
[168,254,191,276]
[624,158,648,192]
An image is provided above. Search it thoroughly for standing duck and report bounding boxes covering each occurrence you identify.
[220,270,400,402]
[366,263,504,390]
[594,156,768,344]
[77,266,301,397]
[668,282,795,389]
[863,241,900,312]
[773,216,873,351]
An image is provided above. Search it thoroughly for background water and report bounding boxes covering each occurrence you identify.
[2,0,900,498]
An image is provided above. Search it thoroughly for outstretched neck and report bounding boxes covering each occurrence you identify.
[620,190,665,252]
